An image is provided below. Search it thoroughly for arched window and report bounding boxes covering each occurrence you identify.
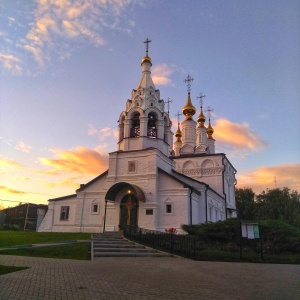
[130,113,140,137]
[147,113,157,138]
[119,115,125,141]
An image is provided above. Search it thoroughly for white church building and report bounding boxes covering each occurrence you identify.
[38,41,237,233]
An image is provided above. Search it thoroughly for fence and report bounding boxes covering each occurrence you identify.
[122,226,198,259]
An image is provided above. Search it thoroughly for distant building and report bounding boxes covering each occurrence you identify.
[0,203,48,231]
[39,41,237,233]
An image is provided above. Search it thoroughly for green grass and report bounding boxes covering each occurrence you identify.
[0,265,28,275]
[0,231,91,260]
[0,231,91,247]
[0,242,91,260]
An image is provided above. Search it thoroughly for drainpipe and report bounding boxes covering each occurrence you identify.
[205,185,208,223]
[80,192,86,232]
[103,199,108,233]
[222,155,227,219]
[189,189,193,225]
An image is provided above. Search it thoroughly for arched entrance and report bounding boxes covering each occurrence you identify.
[120,194,139,227]
[104,182,145,231]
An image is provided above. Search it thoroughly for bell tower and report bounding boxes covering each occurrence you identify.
[117,39,173,156]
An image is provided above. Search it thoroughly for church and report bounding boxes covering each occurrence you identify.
[38,40,237,233]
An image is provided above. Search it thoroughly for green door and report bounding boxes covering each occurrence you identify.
[120,195,138,228]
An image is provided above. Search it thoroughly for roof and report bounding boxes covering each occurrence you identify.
[76,170,109,192]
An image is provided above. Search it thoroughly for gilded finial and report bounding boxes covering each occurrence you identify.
[196,92,206,127]
[175,111,183,142]
[182,75,196,120]
[141,38,152,65]
[205,106,214,139]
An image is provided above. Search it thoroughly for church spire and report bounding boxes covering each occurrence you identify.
[137,38,155,90]
[182,75,196,120]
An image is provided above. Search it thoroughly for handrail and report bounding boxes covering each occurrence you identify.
[122,225,198,259]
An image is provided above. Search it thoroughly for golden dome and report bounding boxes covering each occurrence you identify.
[197,106,206,127]
[182,92,196,120]
[207,119,214,139]
[175,123,182,142]
[141,55,152,65]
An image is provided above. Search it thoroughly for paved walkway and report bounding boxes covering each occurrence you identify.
[0,255,299,300]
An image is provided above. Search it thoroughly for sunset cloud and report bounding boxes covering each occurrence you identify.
[22,0,137,65]
[0,156,23,169]
[152,64,176,86]
[39,147,108,175]
[15,141,32,153]
[88,124,118,142]
[0,52,22,74]
[0,185,26,195]
[236,163,300,193]
[214,118,268,157]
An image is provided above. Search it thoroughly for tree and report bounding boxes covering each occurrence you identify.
[0,202,5,210]
[256,188,300,228]
[235,187,256,220]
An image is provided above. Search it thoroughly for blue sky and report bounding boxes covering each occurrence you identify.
[0,0,299,207]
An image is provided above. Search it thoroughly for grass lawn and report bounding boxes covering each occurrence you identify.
[0,231,91,260]
[0,242,91,260]
[0,231,91,247]
[0,265,29,275]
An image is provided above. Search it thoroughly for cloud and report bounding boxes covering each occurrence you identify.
[44,176,82,189]
[236,163,300,193]
[213,118,268,157]
[152,64,176,86]
[21,0,137,66]
[0,52,22,74]
[39,147,108,175]
[88,124,118,142]
[0,186,26,195]
[0,156,23,168]
[15,141,32,153]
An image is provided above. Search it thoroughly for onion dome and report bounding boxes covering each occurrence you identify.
[207,118,214,139]
[182,92,196,120]
[141,54,152,66]
[175,123,182,142]
[197,106,206,127]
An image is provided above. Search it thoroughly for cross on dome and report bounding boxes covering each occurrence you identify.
[197,92,206,107]
[143,38,152,56]
[165,97,173,115]
[184,75,194,93]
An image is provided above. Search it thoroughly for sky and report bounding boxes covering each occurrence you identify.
[0,0,299,208]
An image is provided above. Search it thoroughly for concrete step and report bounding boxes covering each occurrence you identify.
[91,232,173,259]
[93,252,172,258]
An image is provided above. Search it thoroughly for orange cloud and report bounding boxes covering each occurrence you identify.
[0,156,23,168]
[39,147,108,175]
[236,163,300,193]
[214,118,268,156]
[44,176,82,189]
[0,186,26,195]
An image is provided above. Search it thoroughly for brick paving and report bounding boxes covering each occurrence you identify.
[0,255,299,300]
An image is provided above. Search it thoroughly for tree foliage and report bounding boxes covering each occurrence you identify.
[236,187,300,228]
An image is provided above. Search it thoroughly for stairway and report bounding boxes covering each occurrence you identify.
[91,232,173,260]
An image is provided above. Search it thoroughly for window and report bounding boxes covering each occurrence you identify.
[128,161,136,173]
[92,204,98,213]
[146,209,153,215]
[60,206,69,220]
[166,204,172,214]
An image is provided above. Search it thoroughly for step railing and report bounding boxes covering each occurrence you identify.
[122,225,198,259]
